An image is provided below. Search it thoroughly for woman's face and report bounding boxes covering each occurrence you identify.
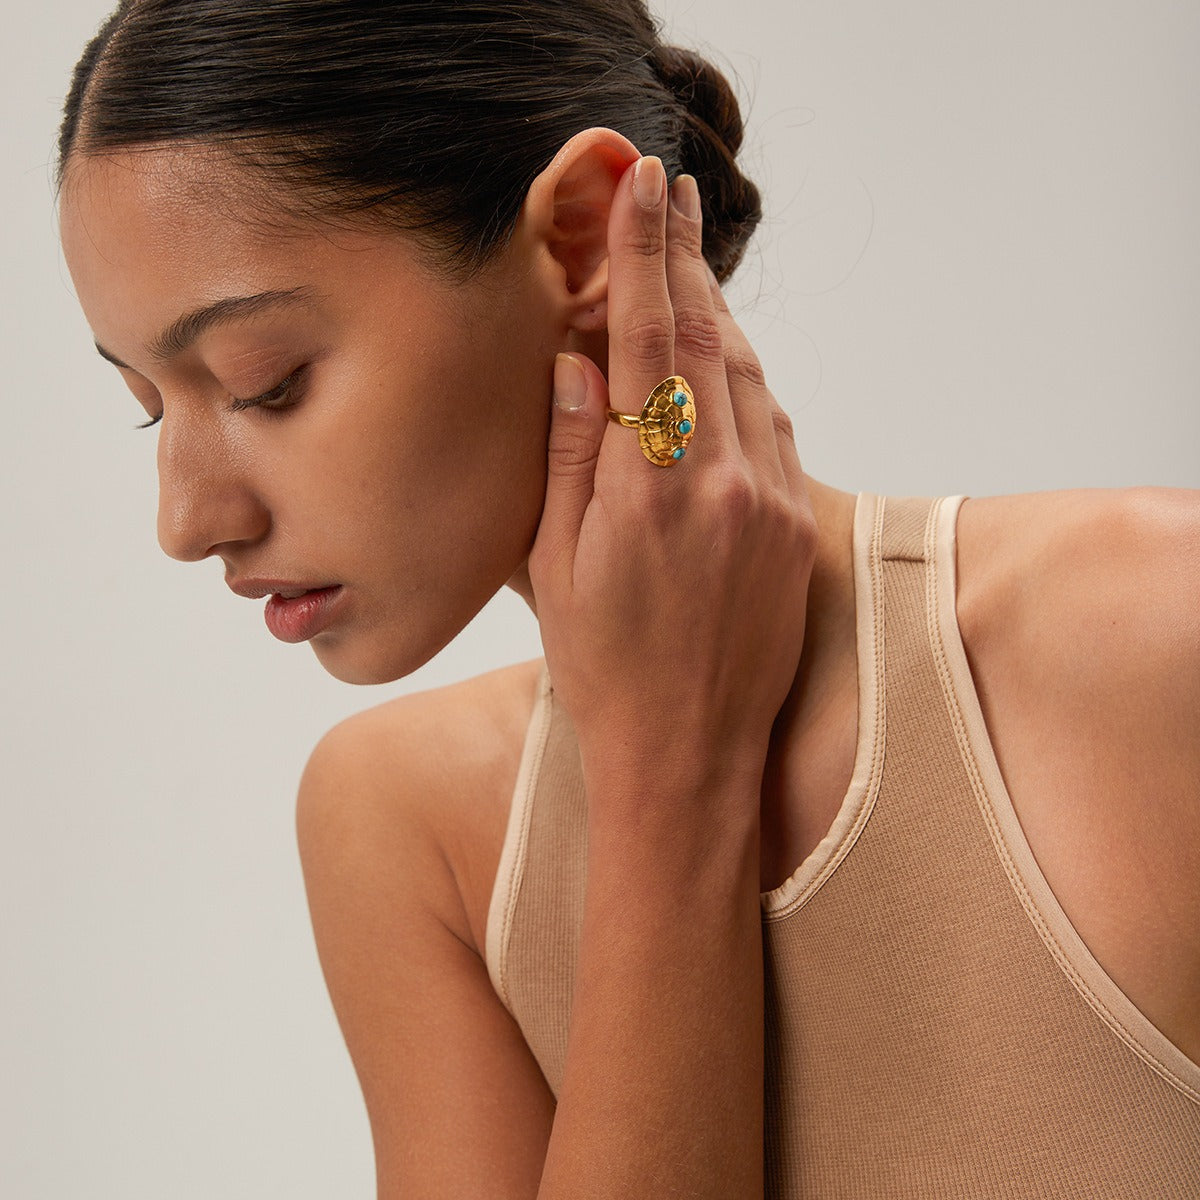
[60,149,561,684]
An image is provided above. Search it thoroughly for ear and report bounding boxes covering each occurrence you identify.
[515,127,641,332]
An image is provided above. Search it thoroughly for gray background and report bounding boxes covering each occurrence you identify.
[4,1,1197,1195]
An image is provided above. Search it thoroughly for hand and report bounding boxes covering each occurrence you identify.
[528,155,818,792]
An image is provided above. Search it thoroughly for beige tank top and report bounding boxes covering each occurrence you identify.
[485,492,1200,1196]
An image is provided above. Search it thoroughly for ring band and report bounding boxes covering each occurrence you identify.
[606,375,696,467]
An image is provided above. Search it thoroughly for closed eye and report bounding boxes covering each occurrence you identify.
[229,366,307,414]
[135,366,308,430]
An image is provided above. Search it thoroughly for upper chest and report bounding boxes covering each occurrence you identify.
[448,492,1200,1066]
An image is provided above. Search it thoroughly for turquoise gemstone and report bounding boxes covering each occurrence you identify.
[673,390,687,407]
[678,419,693,435]
[673,447,686,460]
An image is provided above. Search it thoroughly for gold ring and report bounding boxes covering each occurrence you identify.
[606,375,696,467]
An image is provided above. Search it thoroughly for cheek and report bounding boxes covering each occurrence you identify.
[301,335,551,580]
[284,330,551,684]
[308,399,548,685]
[384,313,552,519]
[401,366,550,575]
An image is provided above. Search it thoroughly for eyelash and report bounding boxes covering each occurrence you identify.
[136,367,308,430]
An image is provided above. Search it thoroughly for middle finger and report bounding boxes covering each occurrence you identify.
[604,157,737,476]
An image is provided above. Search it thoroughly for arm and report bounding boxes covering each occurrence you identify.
[297,700,557,1199]
[299,154,814,1199]
[296,702,765,1199]
[526,154,815,1197]
[538,759,765,1198]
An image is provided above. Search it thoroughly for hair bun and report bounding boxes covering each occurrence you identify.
[651,43,762,282]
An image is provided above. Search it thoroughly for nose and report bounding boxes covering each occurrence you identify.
[156,409,270,562]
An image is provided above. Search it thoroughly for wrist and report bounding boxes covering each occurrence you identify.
[578,737,766,837]
[580,726,768,786]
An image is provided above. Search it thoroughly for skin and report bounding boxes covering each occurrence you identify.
[61,124,1199,1112]
[61,144,561,685]
[63,130,825,1196]
[59,133,858,689]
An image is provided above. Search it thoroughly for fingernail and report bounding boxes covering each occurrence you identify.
[553,353,586,412]
[633,156,666,210]
[705,262,720,288]
[670,173,701,220]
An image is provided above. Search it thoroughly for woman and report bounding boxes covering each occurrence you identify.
[57,1,1199,1195]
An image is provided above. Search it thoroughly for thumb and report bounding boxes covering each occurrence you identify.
[534,352,610,571]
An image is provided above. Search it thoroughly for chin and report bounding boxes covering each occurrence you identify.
[306,625,455,686]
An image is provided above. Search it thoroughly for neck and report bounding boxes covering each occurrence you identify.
[799,476,859,671]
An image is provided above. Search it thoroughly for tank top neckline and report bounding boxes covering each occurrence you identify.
[759,489,893,914]
[502,491,1200,1100]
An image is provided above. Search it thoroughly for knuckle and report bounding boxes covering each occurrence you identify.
[753,485,818,565]
[796,504,820,546]
[709,462,757,523]
[724,346,768,389]
[771,405,796,443]
[673,307,724,362]
[791,505,821,560]
[548,425,599,471]
[764,485,799,528]
[668,215,705,257]
[708,279,731,315]
[620,312,675,363]
[623,223,665,259]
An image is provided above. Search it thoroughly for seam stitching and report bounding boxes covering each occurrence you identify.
[494,678,554,1014]
[765,493,889,920]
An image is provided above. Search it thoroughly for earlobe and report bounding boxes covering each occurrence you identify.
[518,127,640,329]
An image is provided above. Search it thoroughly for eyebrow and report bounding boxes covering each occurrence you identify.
[94,287,316,370]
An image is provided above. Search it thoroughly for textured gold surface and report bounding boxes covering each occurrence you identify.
[606,376,696,466]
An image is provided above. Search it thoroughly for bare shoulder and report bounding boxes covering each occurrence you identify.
[955,485,1200,1059]
[296,656,544,958]
[294,658,557,1192]
[956,484,1199,729]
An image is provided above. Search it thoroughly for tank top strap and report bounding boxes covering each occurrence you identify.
[489,489,1200,1194]
[876,492,943,562]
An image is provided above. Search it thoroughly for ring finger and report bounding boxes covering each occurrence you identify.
[662,174,781,478]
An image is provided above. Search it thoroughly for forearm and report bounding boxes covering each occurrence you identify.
[536,759,765,1200]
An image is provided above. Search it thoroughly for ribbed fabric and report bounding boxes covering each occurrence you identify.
[485,493,1200,1195]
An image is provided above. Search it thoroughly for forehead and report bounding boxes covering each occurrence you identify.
[61,147,273,265]
[58,148,454,364]
[60,150,301,349]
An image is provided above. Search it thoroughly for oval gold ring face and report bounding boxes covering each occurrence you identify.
[637,375,696,466]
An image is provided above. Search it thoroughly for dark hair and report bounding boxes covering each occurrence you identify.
[58,0,762,283]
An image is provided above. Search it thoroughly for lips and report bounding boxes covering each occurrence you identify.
[224,576,346,642]
[262,585,345,643]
